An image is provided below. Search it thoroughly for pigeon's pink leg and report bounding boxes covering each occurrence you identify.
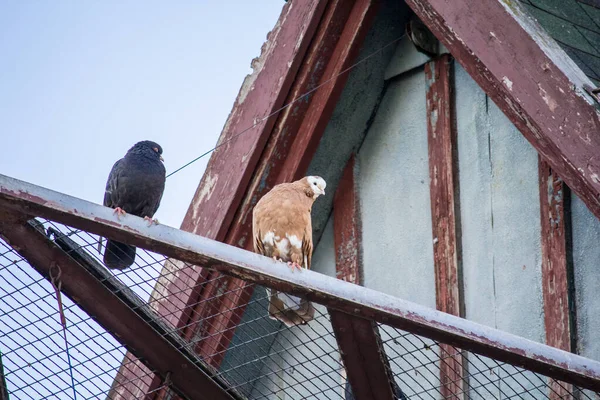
[113,207,126,220]
[287,261,303,272]
[144,216,159,227]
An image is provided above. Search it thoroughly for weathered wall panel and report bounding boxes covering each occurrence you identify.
[358,68,436,307]
[572,196,600,360]
[358,67,440,396]
[572,195,600,398]
[455,63,545,397]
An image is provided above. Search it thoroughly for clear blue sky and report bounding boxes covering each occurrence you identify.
[0,3,284,397]
[0,1,283,228]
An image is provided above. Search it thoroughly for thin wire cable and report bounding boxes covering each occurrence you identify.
[49,264,78,400]
[166,33,407,179]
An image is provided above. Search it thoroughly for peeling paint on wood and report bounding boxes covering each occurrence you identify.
[425,54,465,399]
[188,0,360,367]
[115,1,330,395]
[404,0,600,227]
[334,155,361,285]
[539,158,574,399]
[183,0,379,371]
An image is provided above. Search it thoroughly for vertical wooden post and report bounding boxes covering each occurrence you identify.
[334,155,362,285]
[539,158,575,399]
[425,54,465,399]
[330,155,396,400]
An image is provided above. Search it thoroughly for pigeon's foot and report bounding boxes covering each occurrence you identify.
[287,261,302,272]
[144,216,159,227]
[113,207,126,220]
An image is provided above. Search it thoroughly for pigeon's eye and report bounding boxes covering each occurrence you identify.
[153,147,159,153]
[313,182,317,185]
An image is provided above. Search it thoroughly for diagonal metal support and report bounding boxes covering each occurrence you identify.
[0,215,238,400]
[1,174,600,391]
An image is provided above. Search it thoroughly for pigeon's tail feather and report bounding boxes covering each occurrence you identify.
[103,239,136,270]
[268,291,315,327]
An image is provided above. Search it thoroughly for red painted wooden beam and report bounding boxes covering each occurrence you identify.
[109,2,330,396]
[187,0,359,366]
[539,159,575,399]
[329,312,395,400]
[334,155,361,285]
[187,0,379,369]
[425,55,465,399]
[405,0,600,224]
[330,155,396,400]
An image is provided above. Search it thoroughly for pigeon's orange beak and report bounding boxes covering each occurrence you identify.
[160,155,164,162]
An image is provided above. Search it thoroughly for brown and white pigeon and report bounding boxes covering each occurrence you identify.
[252,176,326,327]
[100,140,166,270]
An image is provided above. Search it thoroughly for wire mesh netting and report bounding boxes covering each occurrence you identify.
[377,325,598,400]
[518,0,600,86]
[0,217,599,399]
[0,226,168,399]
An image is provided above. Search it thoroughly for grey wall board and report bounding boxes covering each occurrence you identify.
[455,62,544,398]
[358,67,436,308]
[356,66,440,395]
[455,63,543,341]
[572,194,600,361]
[306,0,411,247]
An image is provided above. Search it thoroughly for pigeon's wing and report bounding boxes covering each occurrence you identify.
[103,159,124,208]
[99,159,124,253]
[104,157,165,218]
[253,213,267,257]
[142,175,165,218]
[302,220,313,270]
[126,162,166,218]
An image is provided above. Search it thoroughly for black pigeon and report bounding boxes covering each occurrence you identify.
[101,140,166,270]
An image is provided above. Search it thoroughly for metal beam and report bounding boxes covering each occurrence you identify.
[0,215,237,400]
[1,175,600,391]
[425,55,465,399]
[539,159,576,399]
[404,0,600,223]
[330,155,396,400]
